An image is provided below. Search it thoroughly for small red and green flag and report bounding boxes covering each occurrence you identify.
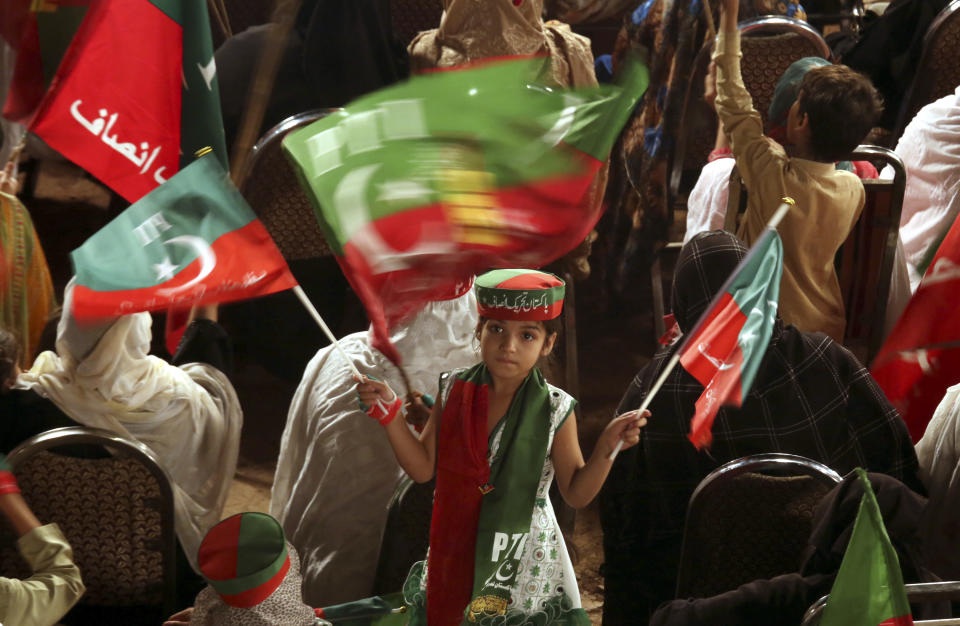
[27,0,227,202]
[679,227,783,449]
[282,56,648,364]
[819,468,914,626]
[70,153,297,321]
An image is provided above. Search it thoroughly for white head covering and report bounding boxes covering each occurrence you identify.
[17,279,243,570]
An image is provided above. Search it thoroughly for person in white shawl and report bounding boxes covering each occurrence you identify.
[270,283,478,606]
[915,382,960,580]
[16,280,242,571]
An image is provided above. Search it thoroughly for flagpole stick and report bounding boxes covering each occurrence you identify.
[292,285,364,380]
[608,352,682,461]
[767,197,794,231]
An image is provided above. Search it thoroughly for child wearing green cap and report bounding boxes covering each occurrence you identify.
[355,269,647,625]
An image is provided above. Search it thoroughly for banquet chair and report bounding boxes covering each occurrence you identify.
[801,580,960,625]
[834,146,906,365]
[894,0,960,142]
[0,426,177,623]
[372,477,435,596]
[675,453,842,599]
[230,108,367,382]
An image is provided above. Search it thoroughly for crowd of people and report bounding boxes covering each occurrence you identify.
[1,0,959,624]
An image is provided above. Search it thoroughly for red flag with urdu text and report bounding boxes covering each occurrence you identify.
[69,154,297,320]
[871,213,960,442]
[28,0,227,203]
[283,57,649,364]
[678,228,783,449]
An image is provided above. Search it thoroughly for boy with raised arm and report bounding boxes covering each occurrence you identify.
[714,0,882,341]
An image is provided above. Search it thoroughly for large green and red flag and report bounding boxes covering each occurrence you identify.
[679,228,783,449]
[1,0,90,123]
[283,56,648,364]
[27,0,227,202]
[870,213,960,442]
[70,154,296,320]
[819,468,914,626]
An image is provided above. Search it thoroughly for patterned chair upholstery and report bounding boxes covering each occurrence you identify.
[895,0,960,140]
[675,454,842,599]
[390,0,443,47]
[0,427,176,621]
[240,109,337,261]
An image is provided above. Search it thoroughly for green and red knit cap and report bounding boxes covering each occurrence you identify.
[475,269,565,321]
[197,512,290,608]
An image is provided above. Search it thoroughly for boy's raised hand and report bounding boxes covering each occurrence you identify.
[720,0,740,32]
[601,409,650,457]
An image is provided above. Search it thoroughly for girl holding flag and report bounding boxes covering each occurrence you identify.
[355,269,646,625]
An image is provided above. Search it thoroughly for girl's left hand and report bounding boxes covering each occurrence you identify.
[601,409,649,456]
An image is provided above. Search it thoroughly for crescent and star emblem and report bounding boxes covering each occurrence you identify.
[698,342,735,371]
[153,235,217,295]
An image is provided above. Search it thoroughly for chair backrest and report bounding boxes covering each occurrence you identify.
[834,145,906,365]
[675,453,842,599]
[239,108,337,261]
[895,0,960,141]
[390,0,443,47]
[801,580,960,625]
[1,426,177,617]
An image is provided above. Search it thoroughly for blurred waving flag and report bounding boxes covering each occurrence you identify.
[283,56,648,364]
[679,228,783,449]
[70,154,296,321]
[819,469,914,626]
[27,0,226,202]
[871,213,960,442]
[1,0,90,123]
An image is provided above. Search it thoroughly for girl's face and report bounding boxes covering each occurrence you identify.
[479,319,556,384]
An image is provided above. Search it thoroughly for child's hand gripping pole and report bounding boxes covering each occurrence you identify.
[608,352,681,461]
[355,375,405,427]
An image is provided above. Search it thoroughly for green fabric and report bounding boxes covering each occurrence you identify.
[727,228,783,393]
[0,453,10,474]
[819,469,913,626]
[321,593,406,624]
[71,155,252,291]
[282,57,648,256]
[464,364,553,619]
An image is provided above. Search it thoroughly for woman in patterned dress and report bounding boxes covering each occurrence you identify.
[355,269,648,625]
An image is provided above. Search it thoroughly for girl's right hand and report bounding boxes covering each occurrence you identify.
[354,375,404,426]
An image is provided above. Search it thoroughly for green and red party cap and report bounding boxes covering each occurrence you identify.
[197,512,291,608]
[475,269,565,321]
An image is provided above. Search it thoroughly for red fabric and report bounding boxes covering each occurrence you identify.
[852,160,879,180]
[164,306,191,356]
[0,471,20,496]
[198,513,242,580]
[878,615,915,625]
[870,212,960,441]
[29,0,181,202]
[4,12,44,123]
[427,378,490,625]
[678,292,749,449]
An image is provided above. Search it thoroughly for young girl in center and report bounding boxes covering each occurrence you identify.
[355,269,647,625]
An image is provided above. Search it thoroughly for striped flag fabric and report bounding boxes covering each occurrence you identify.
[679,228,784,449]
[70,154,296,320]
[283,56,648,364]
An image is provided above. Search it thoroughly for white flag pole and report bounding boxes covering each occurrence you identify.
[607,197,794,461]
[292,285,363,380]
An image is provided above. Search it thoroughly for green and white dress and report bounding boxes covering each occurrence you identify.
[404,366,587,625]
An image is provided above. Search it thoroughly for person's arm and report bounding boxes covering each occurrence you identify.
[0,460,85,626]
[356,376,439,483]
[713,0,784,196]
[551,409,648,509]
